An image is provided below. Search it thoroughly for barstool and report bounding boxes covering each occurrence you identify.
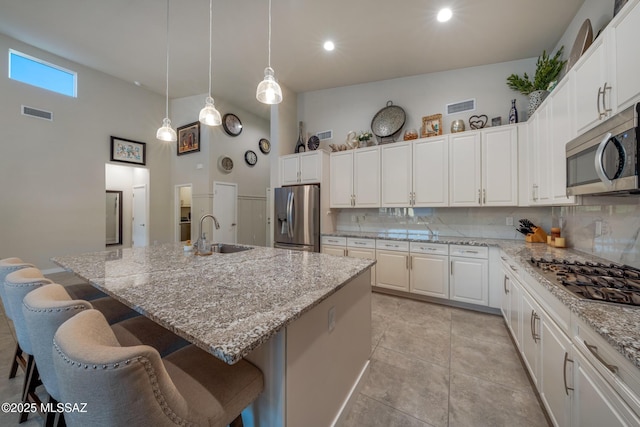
[0,257,34,379]
[22,283,191,426]
[53,309,264,427]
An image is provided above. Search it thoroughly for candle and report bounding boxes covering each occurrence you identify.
[554,237,566,248]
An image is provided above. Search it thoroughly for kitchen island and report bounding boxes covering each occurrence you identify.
[53,243,374,427]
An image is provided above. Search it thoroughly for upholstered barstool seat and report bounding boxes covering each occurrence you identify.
[53,309,264,427]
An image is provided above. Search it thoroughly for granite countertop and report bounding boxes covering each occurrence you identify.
[324,231,640,370]
[52,243,374,365]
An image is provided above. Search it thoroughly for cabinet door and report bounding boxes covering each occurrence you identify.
[354,147,380,207]
[375,249,409,291]
[330,151,354,208]
[550,77,576,204]
[540,313,572,427]
[449,132,481,206]
[500,269,511,324]
[410,254,449,298]
[481,126,518,206]
[321,245,346,257]
[613,2,640,111]
[450,256,488,305]
[574,38,609,134]
[299,152,322,183]
[534,102,552,204]
[571,346,640,427]
[508,272,522,350]
[347,247,376,286]
[521,290,541,388]
[381,143,412,206]
[280,155,300,185]
[413,137,449,206]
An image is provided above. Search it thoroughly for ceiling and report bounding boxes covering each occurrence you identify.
[0,0,585,119]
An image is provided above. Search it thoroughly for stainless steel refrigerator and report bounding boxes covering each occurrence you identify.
[274,184,320,252]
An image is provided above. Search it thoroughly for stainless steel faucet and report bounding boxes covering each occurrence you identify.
[195,214,220,254]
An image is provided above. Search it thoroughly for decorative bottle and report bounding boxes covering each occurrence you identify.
[509,99,518,124]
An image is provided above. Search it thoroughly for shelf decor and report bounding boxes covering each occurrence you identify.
[177,122,201,156]
[421,114,443,138]
[110,136,146,165]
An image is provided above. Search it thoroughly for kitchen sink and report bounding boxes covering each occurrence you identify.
[211,243,253,254]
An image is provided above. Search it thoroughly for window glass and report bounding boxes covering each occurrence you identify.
[9,49,77,97]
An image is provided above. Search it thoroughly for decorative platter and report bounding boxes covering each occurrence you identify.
[567,19,593,71]
[371,101,406,140]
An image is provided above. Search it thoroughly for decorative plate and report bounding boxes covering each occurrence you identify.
[567,19,593,71]
[259,138,271,154]
[222,113,243,136]
[307,135,320,150]
[371,101,406,139]
[244,150,257,166]
[218,155,233,173]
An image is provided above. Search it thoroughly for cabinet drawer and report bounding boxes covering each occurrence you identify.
[347,238,375,249]
[321,236,346,246]
[410,242,448,255]
[376,239,409,252]
[449,245,488,259]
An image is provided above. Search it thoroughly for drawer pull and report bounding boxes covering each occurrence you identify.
[509,265,517,272]
[563,352,574,395]
[530,311,540,343]
[503,275,509,294]
[465,250,479,254]
[354,242,366,245]
[584,341,618,374]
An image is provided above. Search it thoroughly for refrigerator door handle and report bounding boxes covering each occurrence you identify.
[286,192,294,238]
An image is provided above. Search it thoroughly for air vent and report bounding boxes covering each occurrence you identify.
[21,105,53,121]
[316,130,333,141]
[446,99,476,115]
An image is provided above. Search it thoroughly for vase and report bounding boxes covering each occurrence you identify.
[528,90,549,118]
[509,99,518,124]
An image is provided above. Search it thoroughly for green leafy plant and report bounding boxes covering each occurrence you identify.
[507,47,567,95]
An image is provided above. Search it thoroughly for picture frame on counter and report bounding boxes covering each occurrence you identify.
[421,114,443,138]
[110,136,146,165]
[177,122,200,156]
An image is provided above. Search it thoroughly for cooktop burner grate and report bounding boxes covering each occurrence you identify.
[529,257,640,307]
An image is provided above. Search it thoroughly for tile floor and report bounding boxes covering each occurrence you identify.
[0,275,549,426]
[342,292,550,427]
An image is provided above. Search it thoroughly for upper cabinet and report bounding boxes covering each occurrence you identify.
[449,132,482,206]
[612,0,640,111]
[330,147,380,208]
[280,151,327,186]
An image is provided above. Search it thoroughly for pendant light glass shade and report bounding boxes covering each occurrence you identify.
[256,0,282,105]
[156,117,177,141]
[157,0,177,142]
[199,96,222,125]
[256,67,282,104]
[199,0,221,126]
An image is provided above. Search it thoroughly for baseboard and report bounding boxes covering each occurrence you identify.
[372,287,501,315]
[41,267,64,275]
[330,360,370,427]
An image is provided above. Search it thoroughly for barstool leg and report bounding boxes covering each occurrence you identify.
[19,355,40,424]
[230,414,244,427]
[9,342,26,379]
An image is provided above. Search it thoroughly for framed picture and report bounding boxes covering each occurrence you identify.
[110,136,146,165]
[421,114,443,138]
[177,122,200,156]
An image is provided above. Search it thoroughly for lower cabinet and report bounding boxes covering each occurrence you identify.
[321,236,347,257]
[375,240,410,291]
[409,242,449,298]
[346,238,376,286]
[449,245,489,306]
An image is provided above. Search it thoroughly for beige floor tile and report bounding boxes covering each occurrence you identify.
[449,372,548,427]
[342,393,435,427]
[371,291,402,318]
[362,346,449,427]
[379,317,451,367]
[450,308,511,345]
[395,298,453,329]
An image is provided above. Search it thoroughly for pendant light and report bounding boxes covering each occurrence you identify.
[199,0,222,126]
[256,0,282,104]
[156,0,177,141]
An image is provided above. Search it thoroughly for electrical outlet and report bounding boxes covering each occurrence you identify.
[351,215,357,222]
[506,217,514,226]
[328,306,336,332]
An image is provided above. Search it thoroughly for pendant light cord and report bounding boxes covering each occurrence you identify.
[208,0,212,96]
[164,0,170,118]
[268,0,272,68]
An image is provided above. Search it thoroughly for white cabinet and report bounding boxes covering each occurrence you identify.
[521,289,542,388]
[346,238,376,286]
[321,235,346,256]
[280,151,326,185]
[612,1,640,111]
[381,138,449,207]
[549,77,576,205]
[409,242,449,299]
[449,127,518,207]
[375,240,409,292]
[449,245,488,305]
[528,101,552,205]
[330,147,380,208]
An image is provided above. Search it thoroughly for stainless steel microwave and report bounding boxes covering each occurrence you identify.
[566,103,639,196]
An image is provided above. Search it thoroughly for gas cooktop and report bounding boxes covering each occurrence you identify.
[529,257,640,307]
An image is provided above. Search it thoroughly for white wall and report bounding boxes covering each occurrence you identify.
[297,58,536,151]
[0,33,172,270]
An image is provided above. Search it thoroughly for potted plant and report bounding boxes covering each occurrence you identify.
[506,47,567,117]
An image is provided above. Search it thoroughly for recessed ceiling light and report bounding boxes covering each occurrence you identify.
[323,41,335,51]
[437,8,452,22]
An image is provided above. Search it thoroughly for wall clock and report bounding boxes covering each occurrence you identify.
[222,113,242,136]
[259,138,271,154]
[218,155,233,173]
[244,150,257,166]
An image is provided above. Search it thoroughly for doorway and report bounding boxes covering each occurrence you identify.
[212,181,237,244]
[132,185,148,247]
[175,184,192,242]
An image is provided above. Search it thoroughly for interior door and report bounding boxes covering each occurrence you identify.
[132,185,148,247]
[213,181,237,244]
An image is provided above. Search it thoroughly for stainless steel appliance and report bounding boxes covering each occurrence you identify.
[529,257,640,307]
[274,184,320,252]
[566,103,640,196]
